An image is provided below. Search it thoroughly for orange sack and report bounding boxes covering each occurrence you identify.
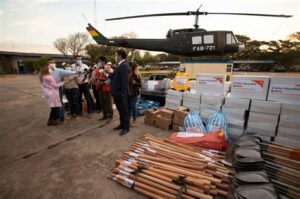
[169,132,228,151]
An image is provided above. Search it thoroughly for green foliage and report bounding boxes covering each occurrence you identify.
[24,56,49,72]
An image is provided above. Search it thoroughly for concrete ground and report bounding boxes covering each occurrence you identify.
[0,75,169,199]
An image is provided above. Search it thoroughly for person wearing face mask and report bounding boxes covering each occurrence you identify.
[63,63,80,119]
[71,55,93,118]
[47,58,75,122]
[95,56,113,121]
[111,50,130,136]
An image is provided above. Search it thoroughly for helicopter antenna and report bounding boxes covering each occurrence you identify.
[194,4,202,29]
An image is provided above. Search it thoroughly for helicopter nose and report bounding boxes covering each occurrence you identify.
[238,43,245,51]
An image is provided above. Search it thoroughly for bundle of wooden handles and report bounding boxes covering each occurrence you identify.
[108,134,233,199]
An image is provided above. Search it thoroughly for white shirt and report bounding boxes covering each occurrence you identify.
[118,59,126,66]
[71,63,89,84]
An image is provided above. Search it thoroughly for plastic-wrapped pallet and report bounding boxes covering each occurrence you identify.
[196,74,226,96]
[246,100,281,140]
[183,92,201,113]
[231,75,270,100]
[275,103,300,147]
[223,94,250,139]
[165,90,183,110]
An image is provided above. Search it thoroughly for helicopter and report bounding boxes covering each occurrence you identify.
[86,6,292,56]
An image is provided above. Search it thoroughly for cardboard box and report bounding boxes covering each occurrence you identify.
[228,124,244,140]
[201,94,225,106]
[183,92,201,101]
[222,106,246,120]
[275,136,300,148]
[165,98,182,110]
[183,100,200,108]
[155,115,172,130]
[250,100,281,115]
[230,75,270,100]
[167,89,183,100]
[173,124,183,132]
[225,81,232,92]
[281,103,300,114]
[144,109,161,120]
[268,77,300,105]
[225,93,250,110]
[160,108,174,120]
[174,108,188,119]
[144,117,156,126]
[196,74,226,96]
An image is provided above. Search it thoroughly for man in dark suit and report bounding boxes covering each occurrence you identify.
[111,50,130,135]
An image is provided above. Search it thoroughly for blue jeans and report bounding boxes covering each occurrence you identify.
[128,96,138,121]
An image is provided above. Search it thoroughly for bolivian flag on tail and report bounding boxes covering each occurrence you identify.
[86,23,108,44]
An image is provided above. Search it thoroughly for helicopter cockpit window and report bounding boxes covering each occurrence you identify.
[226,33,237,44]
[203,35,214,44]
[192,36,202,45]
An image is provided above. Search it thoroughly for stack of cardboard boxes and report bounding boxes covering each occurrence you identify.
[144,108,161,126]
[222,94,250,139]
[173,106,188,132]
[195,74,226,123]
[165,90,183,110]
[155,109,174,131]
[247,100,281,141]
[182,92,201,113]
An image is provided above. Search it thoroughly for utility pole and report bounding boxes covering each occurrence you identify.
[94,0,97,25]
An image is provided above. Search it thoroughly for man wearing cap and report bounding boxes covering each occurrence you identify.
[96,56,113,121]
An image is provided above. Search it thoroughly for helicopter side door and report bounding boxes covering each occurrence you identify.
[191,33,217,55]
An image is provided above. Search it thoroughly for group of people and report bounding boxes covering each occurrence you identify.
[39,49,142,136]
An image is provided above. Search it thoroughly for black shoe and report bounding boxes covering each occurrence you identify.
[120,129,129,136]
[113,126,122,130]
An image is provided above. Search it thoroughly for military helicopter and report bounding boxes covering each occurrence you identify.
[86,6,292,56]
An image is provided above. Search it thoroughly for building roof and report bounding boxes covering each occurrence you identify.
[0,50,71,58]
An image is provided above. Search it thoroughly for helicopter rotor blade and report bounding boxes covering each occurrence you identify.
[206,12,292,18]
[106,11,292,21]
[106,12,201,21]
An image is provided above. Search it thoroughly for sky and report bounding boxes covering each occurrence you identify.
[0,0,299,53]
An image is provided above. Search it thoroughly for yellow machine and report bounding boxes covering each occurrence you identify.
[173,67,189,91]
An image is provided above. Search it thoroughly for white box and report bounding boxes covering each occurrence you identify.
[225,93,250,110]
[189,80,196,90]
[167,90,183,101]
[196,74,226,96]
[248,112,279,124]
[268,77,300,105]
[247,122,277,137]
[201,94,225,106]
[228,123,244,139]
[183,100,200,108]
[279,114,300,128]
[281,103,300,114]
[277,126,300,140]
[250,100,281,115]
[275,137,300,147]
[222,106,246,120]
[231,75,270,100]
[183,92,201,101]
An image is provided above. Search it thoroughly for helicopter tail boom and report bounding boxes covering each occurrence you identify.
[86,23,109,44]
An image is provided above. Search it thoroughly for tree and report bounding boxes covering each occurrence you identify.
[53,38,68,56]
[53,32,90,57]
[288,32,300,42]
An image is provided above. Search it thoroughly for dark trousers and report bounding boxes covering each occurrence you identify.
[78,82,92,114]
[58,87,65,120]
[49,107,59,121]
[65,88,80,115]
[92,84,101,110]
[114,95,129,130]
[128,95,138,121]
[100,91,113,118]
